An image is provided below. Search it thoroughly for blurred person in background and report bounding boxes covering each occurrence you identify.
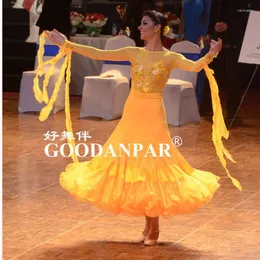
[37,0,72,38]
[178,0,213,106]
[202,0,260,125]
[179,0,212,45]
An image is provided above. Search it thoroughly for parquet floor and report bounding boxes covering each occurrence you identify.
[2,93,260,260]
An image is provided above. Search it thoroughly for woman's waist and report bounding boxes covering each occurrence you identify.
[129,89,163,99]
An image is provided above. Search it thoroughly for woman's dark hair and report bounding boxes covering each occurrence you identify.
[143,10,167,40]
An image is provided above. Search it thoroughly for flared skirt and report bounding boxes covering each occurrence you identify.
[60,91,220,218]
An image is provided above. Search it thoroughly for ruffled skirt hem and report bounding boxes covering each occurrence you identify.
[59,161,220,218]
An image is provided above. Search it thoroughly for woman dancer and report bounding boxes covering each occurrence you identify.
[36,10,241,246]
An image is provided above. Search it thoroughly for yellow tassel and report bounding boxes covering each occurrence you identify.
[205,65,242,191]
[64,52,79,163]
[33,74,43,103]
[41,51,68,104]
[39,55,69,121]
[34,31,68,105]
[35,32,78,163]
[39,104,52,122]
[38,31,46,67]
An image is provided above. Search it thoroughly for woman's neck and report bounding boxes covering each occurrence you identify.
[144,37,165,52]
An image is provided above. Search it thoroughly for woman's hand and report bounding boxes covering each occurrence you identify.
[46,29,67,46]
[208,38,222,57]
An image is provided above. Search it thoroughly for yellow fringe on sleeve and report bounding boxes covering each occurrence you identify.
[33,32,79,164]
[204,65,242,191]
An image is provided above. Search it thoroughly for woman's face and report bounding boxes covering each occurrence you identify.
[138,15,161,41]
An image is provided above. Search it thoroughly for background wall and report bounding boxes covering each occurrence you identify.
[3,0,182,93]
[3,0,36,92]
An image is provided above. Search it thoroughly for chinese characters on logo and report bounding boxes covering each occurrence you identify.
[43,131,92,141]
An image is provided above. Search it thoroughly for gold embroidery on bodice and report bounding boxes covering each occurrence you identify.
[130,61,170,93]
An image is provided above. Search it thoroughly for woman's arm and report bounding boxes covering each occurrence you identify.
[173,52,214,72]
[46,29,136,62]
[172,38,222,72]
[63,40,136,62]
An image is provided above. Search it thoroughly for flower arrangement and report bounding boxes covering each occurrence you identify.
[70,11,84,35]
[82,13,108,36]
[70,12,107,37]
[164,12,180,36]
[162,13,181,48]
[164,13,180,26]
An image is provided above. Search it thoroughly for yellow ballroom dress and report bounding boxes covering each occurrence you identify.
[34,35,242,218]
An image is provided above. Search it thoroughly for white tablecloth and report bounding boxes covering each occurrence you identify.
[70,35,111,95]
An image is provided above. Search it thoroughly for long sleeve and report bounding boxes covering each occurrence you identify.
[173,52,214,72]
[63,40,137,62]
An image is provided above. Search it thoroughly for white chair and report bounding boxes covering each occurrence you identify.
[18,37,65,113]
[163,41,201,126]
[80,35,135,120]
[169,41,201,87]
[12,0,24,8]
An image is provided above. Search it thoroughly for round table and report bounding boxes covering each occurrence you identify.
[70,34,112,95]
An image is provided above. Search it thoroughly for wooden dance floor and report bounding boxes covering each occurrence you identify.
[3,93,260,260]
